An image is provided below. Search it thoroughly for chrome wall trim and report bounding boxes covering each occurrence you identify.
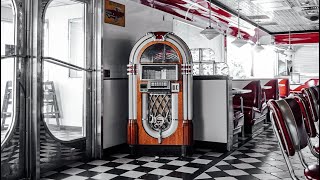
[25,0,42,178]
[1,55,26,60]
[90,0,103,159]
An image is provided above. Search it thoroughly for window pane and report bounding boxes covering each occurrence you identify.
[43,0,86,141]
[227,36,253,79]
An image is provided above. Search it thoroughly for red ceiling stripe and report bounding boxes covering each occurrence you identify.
[274,32,319,44]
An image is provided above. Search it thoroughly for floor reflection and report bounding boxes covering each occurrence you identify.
[46,124,83,141]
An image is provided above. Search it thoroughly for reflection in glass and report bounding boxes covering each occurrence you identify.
[201,63,214,75]
[202,48,215,61]
[191,49,200,62]
[215,62,229,76]
[191,48,217,76]
[193,63,200,75]
[141,44,179,63]
[43,0,85,141]
[1,0,15,143]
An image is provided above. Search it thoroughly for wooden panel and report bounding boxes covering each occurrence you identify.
[127,119,138,145]
[183,120,193,145]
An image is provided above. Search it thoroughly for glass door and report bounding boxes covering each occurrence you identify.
[39,0,94,174]
[2,0,102,178]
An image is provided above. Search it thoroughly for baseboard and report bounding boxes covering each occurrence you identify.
[194,141,228,153]
[103,143,129,157]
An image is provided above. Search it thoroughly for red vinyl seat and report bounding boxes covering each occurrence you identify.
[302,87,319,123]
[294,95,319,158]
[262,79,279,121]
[304,164,319,180]
[291,79,319,94]
[268,98,320,180]
[278,79,290,99]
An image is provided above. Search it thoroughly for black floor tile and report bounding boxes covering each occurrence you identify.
[40,125,317,180]
[45,173,71,180]
[76,170,101,177]
[139,174,163,180]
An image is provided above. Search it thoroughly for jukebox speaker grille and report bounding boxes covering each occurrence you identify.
[148,94,172,132]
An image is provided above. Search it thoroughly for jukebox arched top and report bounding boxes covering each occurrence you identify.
[129,32,192,65]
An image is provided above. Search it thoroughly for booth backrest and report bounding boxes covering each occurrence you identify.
[261,79,279,101]
[305,79,319,87]
[233,80,262,109]
[309,86,319,102]
[291,78,319,93]
[302,87,319,122]
[278,79,290,98]
[294,95,317,138]
[268,99,309,156]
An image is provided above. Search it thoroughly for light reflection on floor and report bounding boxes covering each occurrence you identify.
[1,125,84,143]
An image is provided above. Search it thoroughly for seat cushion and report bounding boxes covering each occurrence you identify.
[304,164,319,180]
[233,111,244,128]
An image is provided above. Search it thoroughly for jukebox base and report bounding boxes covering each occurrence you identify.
[129,145,193,157]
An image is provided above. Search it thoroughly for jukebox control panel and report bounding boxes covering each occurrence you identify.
[140,64,179,92]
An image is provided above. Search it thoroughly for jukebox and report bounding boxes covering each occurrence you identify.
[127,32,193,156]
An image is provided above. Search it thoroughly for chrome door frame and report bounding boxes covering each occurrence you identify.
[25,0,42,178]
[1,0,28,179]
[25,0,103,178]
[91,0,103,159]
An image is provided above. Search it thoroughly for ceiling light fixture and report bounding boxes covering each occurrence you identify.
[284,29,295,56]
[232,0,247,47]
[254,22,264,52]
[200,0,220,40]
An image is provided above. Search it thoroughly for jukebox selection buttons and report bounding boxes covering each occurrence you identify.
[171,83,180,92]
[148,81,170,90]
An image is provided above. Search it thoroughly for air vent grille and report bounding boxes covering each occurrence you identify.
[301,6,319,11]
[259,22,278,26]
[247,15,270,20]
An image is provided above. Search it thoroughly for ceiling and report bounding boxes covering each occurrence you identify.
[212,0,319,34]
[133,0,318,44]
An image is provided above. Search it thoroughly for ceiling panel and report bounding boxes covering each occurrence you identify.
[213,0,319,33]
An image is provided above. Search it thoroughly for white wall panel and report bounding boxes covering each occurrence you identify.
[173,20,224,62]
[193,80,228,143]
[293,45,319,77]
[102,0,174,148]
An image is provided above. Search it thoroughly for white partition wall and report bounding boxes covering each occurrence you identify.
[193,76,234,151]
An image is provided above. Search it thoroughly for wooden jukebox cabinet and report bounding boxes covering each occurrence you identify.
[127,32,193,156]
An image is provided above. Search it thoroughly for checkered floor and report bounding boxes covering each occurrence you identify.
[40,125,318,180]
